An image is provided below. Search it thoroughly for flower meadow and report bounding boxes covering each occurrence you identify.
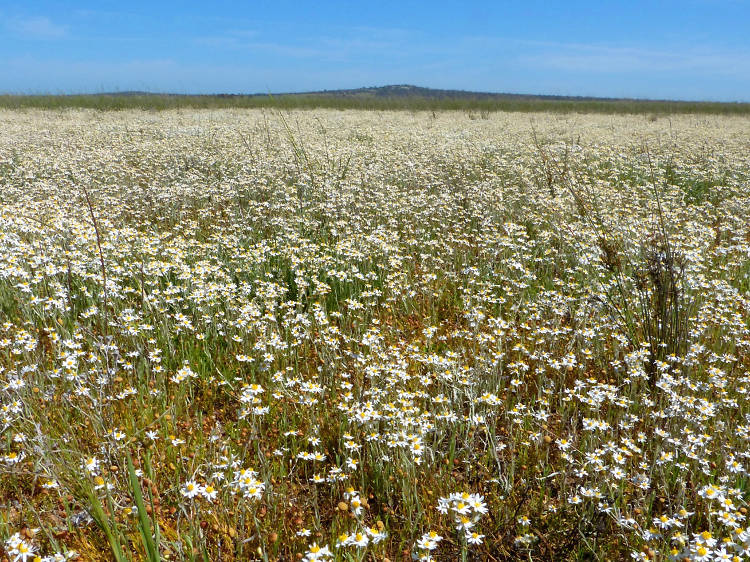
[0,108,749,561]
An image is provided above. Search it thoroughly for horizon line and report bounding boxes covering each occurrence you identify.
[2,84,749,105]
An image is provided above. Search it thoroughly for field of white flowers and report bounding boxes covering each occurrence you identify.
[0,108,749,561]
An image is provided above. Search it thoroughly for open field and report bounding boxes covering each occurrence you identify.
[1,108,749,561]
[2,93,750,115]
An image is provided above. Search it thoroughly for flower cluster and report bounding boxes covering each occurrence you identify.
[5,531,78,562]
[437,492,488,541]
[1,107,749,559]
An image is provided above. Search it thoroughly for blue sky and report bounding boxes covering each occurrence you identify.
[1,0,749,101]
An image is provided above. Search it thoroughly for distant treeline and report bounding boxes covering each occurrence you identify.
[1,93,749,115]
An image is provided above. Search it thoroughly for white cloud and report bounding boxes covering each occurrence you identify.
[192,25,429,61]
[512,41,750,76]
[9,16,68,39]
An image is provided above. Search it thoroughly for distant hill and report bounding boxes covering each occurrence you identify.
[3,85,749,114]
[91,85,653,103]
[297,84,623,102]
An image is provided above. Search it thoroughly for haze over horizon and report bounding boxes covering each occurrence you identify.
[2,0,749,102]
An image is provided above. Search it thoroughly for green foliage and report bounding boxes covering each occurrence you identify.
[127,455,160,562]
[2,92,750,115]
[1,108,749,560]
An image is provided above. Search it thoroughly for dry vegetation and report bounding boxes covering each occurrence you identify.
[1,108,749,561]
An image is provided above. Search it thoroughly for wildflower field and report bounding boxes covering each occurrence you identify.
[1,108,749,561]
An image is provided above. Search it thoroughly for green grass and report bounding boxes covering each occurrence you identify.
[1,109,749,561]
[2,92,750,115]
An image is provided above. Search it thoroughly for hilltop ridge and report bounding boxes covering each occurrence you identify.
[90,84,650,103]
